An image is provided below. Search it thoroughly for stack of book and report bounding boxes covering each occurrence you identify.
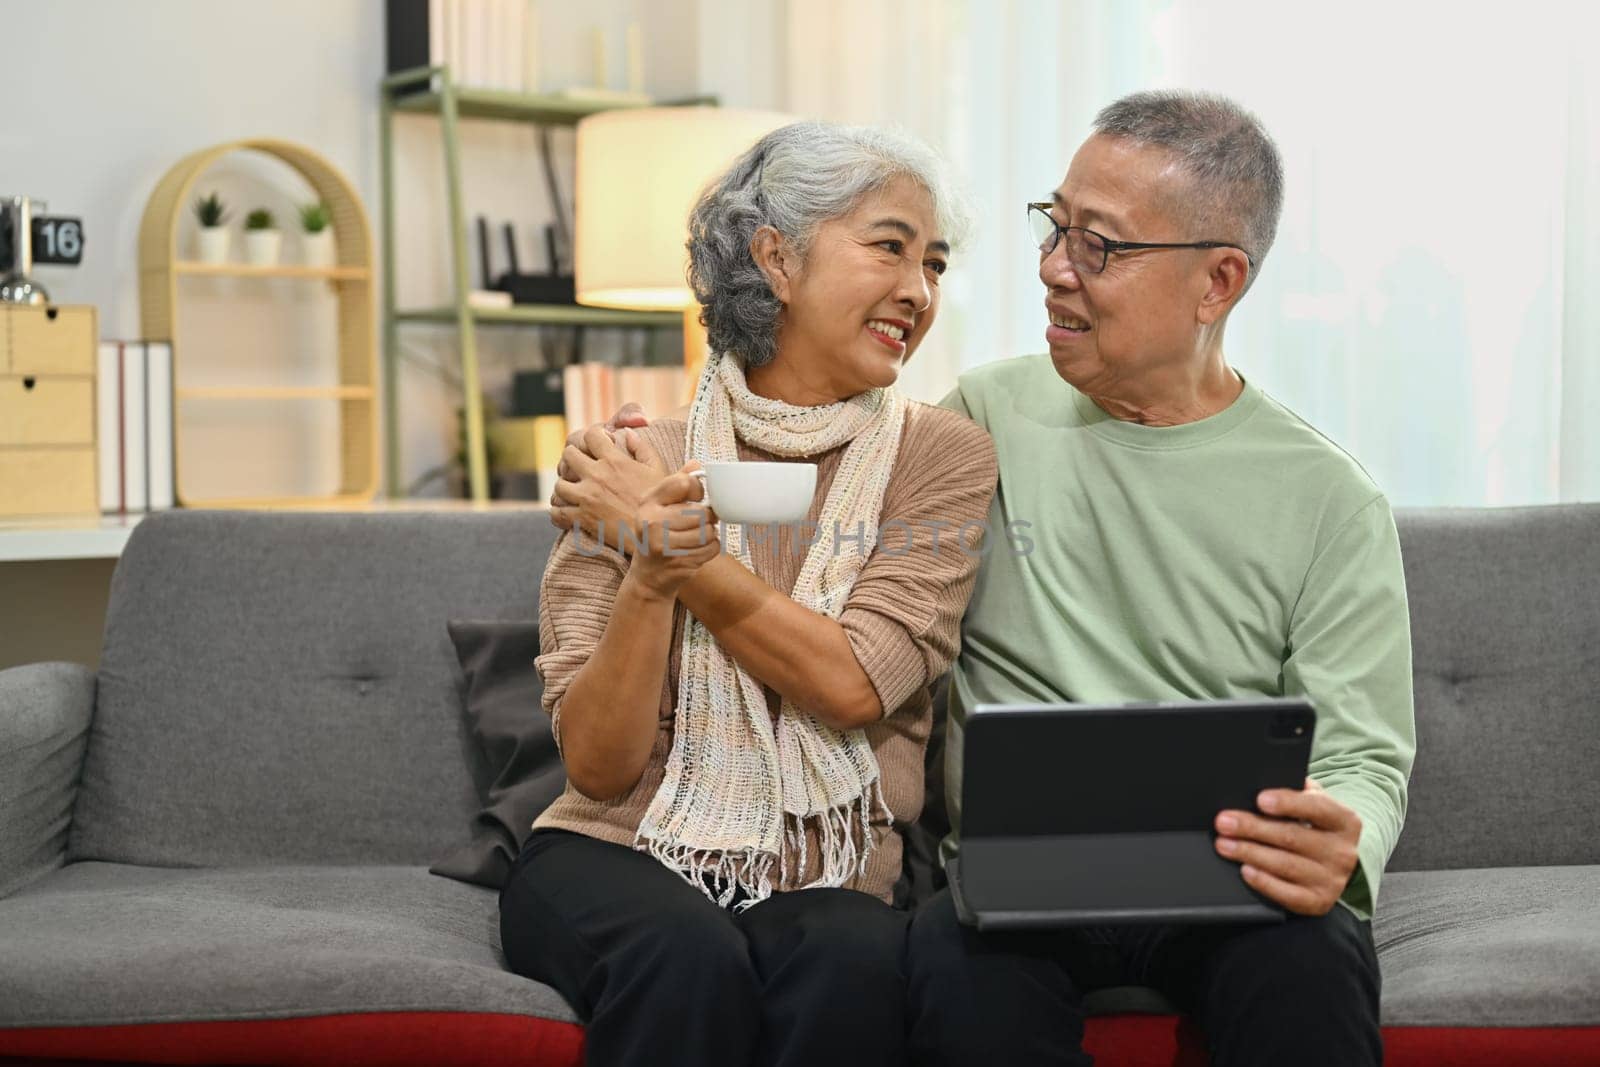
[388,0,536,93]
[97,342,175,513]
[386,0,650,99]
[560,363,684,433]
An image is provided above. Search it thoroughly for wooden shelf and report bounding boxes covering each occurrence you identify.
[139,138,378,510]
[389,80,715,124]
[176,386,376,400]
[380,65,715,504]
[395,305,682,328]
[173,262,370,281]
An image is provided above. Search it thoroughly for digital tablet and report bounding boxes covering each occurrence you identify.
[948,698,1316,929]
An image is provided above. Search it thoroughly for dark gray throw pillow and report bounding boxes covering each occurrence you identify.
[430,619,567,889]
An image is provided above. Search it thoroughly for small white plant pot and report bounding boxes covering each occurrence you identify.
[245,230,282,267]
[196,226,230,265]
[301,230,334,268]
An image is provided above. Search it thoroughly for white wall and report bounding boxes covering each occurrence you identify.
[1,0,737,501]
[2,1,386,336]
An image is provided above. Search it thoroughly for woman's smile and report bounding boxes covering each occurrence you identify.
[866,317,911,355]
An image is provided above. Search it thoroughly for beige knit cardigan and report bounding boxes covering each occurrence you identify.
[533,402,998,902]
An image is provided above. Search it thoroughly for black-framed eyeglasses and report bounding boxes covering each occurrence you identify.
[1026,202,1254,275]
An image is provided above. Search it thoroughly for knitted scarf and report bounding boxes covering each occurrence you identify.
[634,350,907,908]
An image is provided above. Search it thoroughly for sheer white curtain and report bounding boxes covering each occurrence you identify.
[780,0,1600,506]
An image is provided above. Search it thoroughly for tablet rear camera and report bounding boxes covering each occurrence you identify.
[1268,712,1310,741]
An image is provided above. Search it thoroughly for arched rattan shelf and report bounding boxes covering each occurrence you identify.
[138,138,377,508]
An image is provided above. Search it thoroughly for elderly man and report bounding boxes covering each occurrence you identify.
[904,91,1414,1067]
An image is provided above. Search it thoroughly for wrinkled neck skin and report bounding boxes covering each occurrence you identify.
[1084,328,1242,427]
[744,341,856,408]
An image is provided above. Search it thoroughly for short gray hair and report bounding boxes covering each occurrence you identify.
[1093,90,1284,291]
[687,121,969,368]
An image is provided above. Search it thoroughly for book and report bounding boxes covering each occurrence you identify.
[97,341,175,514]
[96,342,122,513]
[447,0,465,83]
[522,0,539,92]
[461,0,486,88]
[504,0,526,92]
[428,0,445,73]
[466,288,513,309]
[387,0,542,94]
[145,343,174,510]
[385,0,437,92]
[561,362,587,432]
[558,363,685,440]
[122,343,147,513]
[585,363,609,431]
[482,0,502,90]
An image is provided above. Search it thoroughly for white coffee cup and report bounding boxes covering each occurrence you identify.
[696,461,817,525]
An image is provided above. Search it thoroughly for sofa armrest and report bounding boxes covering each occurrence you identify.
[0,662,95,899]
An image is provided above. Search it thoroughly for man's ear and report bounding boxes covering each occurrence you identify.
[750,225,794,304]
[1197,249,1250,325]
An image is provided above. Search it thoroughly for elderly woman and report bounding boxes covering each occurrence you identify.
[497,122,996,1067]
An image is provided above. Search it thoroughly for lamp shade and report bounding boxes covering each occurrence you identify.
[574,107,791,310]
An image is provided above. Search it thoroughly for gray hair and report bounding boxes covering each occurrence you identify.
[1093,90,1284,291]
[687,121,970,368]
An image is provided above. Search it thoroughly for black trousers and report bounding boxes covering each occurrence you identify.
[499,829,909,1067]
[905,887,1382,1067]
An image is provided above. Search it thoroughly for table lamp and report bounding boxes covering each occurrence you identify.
[574,107,791,402]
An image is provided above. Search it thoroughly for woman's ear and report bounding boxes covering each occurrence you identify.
[749,226,793,304]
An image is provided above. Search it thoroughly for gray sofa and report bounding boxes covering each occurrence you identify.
[1,505,1598,1066]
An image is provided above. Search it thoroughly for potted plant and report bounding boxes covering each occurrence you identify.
[454,396,506,499]
[243,208,281,267]
[193,192,231,264]
[404,396,509,499]
[299,201,334,268]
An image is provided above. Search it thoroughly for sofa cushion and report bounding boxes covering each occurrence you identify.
[0,662,94,899]
[1374,864,1600,1027]
[1391,505,1600,872]
[0,861,577,1029]
[70,510,563,868]
[431,619,566,889]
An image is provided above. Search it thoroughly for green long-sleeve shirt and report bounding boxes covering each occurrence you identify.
[939,354,1416,918]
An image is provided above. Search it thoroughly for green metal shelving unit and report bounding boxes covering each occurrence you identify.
[378,66,694,502]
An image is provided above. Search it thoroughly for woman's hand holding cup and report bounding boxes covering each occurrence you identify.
[627,463,721,601]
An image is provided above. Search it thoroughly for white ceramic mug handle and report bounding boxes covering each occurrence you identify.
[691,467,710,508]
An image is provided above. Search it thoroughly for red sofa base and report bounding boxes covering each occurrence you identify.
[1383,1025,1600,1065]
[4,1014,1599,1066]
[0,1012,583,1067]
